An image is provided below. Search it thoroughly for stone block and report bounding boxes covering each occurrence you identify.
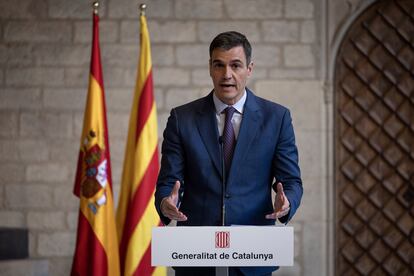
[284,45,315,67]
[66,211,78,230]
[285,0,314,19]
[17,139,49,162]
[191,69,212,87]
[48,0,106,19]
[64,67,89,88]
[253,45,281,67]
[301,20,316,43]
[48,257,73,276]
[6,67,64,87]
[0,44,34,66]
[0,211,25,227]
[0,140,19,161]
[153,68,190,86]
[0,111,19,137]
[20,112,73,138]
[262,21,300,42]
[224,0,283,19]
[26,163,69,183]
[0,164,25,184]
[107,112,129,138]
[296,131,322,180]
[53,185,79,211]
[105,88,134,112]
[293,176,324,221]
[175,0,223,19]
[43,88,86,111]
[255,80,322,131]
[148,21,196,43]
[119,20,140,44]
[109,0,172,19]
[103,67,136,88]
[0,88,41,110]
[5,184,53,209]
[101,44,139,67]
[27,211,65,230]
[49,139,78,163]
[198,21,260,43]
[34,45,89,66]
[176,45,209,67]
[0,259,49,276]
[37,232,75,257]
[165,88,202,110]
[152,45,174,66]
[0,185,3,207]
[74,20,118,43]
[73,113,84,140]
[302,222,326,276]
[0,0,47,19]
[154,88,165,110]
[4,22,71,43]
[107,137,126,163]
[248,68,268,83]
[269,68,316,79]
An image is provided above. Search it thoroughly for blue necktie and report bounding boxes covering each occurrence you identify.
[222,106,236,176]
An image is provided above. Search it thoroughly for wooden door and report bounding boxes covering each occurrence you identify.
[335,0,414,275]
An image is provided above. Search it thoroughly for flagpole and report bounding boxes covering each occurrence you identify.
[93,1,99,14]
[139,3,147,16]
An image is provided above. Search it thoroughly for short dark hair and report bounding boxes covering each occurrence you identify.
[209,31,252,65]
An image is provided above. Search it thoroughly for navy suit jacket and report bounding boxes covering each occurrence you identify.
[155,89,302,274]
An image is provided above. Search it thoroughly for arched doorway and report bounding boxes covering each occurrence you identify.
[334,0,414,275]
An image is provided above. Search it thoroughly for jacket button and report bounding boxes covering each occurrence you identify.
[225,194,231,198]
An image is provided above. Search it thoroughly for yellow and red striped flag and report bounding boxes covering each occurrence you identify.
[116,10,166,276]
[71,9,120,276]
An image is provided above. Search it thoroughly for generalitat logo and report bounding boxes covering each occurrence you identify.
[215,231,230,248]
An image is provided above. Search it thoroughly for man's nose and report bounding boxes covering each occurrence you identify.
[223,66,232,79]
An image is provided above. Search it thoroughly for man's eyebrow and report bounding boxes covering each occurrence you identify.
[212,59,244,64]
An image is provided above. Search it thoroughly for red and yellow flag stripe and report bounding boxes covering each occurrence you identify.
[72,12,120,276]
[116,13,166,276]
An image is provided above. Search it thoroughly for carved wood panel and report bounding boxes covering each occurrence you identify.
[335,0,414,275]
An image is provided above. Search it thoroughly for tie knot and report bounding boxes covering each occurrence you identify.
[223,106,236,118]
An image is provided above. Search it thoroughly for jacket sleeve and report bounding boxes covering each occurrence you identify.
[272,109,303,224]
[155,108,185,225]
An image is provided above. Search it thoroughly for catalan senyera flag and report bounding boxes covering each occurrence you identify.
[116,12,166,276]
[71,11,120,276]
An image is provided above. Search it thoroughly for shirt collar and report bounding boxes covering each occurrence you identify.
[213,89,247,115]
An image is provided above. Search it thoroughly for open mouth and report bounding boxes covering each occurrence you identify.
[220,84,236,88]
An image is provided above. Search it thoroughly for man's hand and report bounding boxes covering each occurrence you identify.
[160,181,188,221]
[266,182,290,220]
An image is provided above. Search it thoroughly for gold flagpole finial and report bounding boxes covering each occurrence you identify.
[139,3,147,16]
[92,1,99,15]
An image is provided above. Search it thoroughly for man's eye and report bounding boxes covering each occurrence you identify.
[232,64,241,69]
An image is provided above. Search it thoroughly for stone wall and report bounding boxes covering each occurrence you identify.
[0,0,332,275]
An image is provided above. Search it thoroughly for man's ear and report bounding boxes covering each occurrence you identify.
[247,62,254,77]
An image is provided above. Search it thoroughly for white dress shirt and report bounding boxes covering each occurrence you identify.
[213,90,247,139]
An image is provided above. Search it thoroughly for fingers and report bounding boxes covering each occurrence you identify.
[160,180,188,221]
[171,180,180,197]
[266,182,290,220]
[265,206,290,220]
[162,200,188,221]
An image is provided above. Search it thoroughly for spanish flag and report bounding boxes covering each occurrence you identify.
[116,11,166,276]
[71,10,120,276]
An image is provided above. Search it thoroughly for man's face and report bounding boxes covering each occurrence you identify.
[209,46,253,105]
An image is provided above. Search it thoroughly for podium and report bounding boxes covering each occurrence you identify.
[152,226,294,271]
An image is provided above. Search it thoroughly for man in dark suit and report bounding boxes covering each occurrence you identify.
[155,31,303,276]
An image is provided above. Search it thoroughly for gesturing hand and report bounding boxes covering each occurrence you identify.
[160,181,188,221]
[265,182,290,220]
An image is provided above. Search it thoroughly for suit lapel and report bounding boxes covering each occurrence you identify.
[227,90,262,185]
[196,92,222,176]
